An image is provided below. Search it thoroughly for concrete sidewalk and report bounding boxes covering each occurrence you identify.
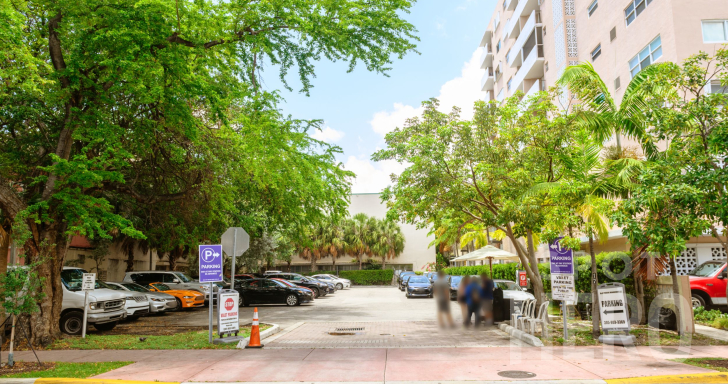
[6,345,727,382]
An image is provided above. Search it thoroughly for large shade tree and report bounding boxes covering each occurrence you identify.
[0,0,417,345]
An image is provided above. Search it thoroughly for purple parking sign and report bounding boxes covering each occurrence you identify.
[549,238,574,275]
[198,244,223,283]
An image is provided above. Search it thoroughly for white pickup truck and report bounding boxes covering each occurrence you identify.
[60,267,127,335]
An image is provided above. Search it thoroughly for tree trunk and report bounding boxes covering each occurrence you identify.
[358,253,363,270]
[310,254,316,273]
[524,229,546,310]
[125,242,135,272]
[633,258,646,325]
[8,314,16,366]
[588,232,601,338]
[287,261,291,272]
[507,225,545,313]
[669,255,683,336]
[382,255,386,270]
[332,255,336,272]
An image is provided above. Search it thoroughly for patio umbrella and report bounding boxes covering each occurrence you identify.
[459,245,519,276]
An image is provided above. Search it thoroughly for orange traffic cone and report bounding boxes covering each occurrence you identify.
[246,307,263,348]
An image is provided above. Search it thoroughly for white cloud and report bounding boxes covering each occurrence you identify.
[311,126,345,143]
[344,156,407,194]
[369,48,484,137]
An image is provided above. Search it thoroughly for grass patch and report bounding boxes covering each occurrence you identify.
[48,325,269,350]
[675,358,728,372]
[540,322,728,347]
[0,361,132,378]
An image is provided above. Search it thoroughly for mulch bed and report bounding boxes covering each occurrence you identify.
[692,359,728,370]
[0,362,55,376]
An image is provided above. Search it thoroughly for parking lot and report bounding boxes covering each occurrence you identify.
[113,285,524,347]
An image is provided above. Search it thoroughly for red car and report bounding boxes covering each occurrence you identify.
[689,261,727,309]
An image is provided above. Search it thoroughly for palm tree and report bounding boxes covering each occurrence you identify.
[345,213,374,270]
[371,219,405,269]
[557,61,662,158]
[321,218,347,271]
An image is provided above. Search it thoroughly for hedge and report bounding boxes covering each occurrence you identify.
[338,269,394,285]
[443,252,634,295]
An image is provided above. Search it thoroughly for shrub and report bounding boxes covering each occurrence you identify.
[304,270,336,276]
[713,317,728,331]
[694,307,728,324]
[339,269,394,285]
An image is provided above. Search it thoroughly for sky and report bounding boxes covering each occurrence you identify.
[261,0,496,193]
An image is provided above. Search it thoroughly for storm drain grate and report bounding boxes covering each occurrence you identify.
[335,327,364,332]
[497,371,536,379]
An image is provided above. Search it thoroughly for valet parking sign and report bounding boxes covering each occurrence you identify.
[217,290,240,335]
[199,244,223,283]
[549,238,576,302]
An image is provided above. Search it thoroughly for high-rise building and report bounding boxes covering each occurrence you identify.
[480,0,728,104]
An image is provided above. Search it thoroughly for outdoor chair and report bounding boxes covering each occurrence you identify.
[526,302,549,337]
[517,299,536,331]
[511,299,532,327]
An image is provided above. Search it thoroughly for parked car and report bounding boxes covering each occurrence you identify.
[405,275,433,298]
[310,274,351,290]
[689,261,727,309]
[271,278,316,298]
[307,276,335,294]
[449,275,463,300]
[100,282,149,320]
[123,271,215,303]
[265,273,329,298]
[398,271,416,286]
[60,267,127,335]
[263,270,283,275]
[399,274,414,291]
[146,282,205,309]
[235,278,314,306]
[494,279,535,311]
[105,282,178,313]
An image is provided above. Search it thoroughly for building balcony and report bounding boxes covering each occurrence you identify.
[481,67,495,91]
[505,0,540,40]
[480,44,493,69]
[508,10,541,68]
[506,0,518,11]
[511,43,544,93]
[524,79,542,99]
[479,29,493,47]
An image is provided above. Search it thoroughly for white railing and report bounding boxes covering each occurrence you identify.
[481,69,495,91]
[524,79,541,98]
[508,10,539,67]
[511,46,543,92]
[480,44,493,69]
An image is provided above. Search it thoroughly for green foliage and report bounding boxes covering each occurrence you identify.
[414,271,423,275]
[338,269,394,285]
[48,328,264,350]
[694,307,728,324]
[1,264,44,316]
[0,362,133,379]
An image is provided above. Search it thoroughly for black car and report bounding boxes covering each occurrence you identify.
[266,273,329,298]
[398,271,416,286]
[304,276,335,294]
[235,278,314,306]
[449,276,463,300]
[399,274,414,291]
[405,275,433,298]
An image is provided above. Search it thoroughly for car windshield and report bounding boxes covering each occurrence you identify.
[495,281,519,291]
[105,283,124,291]
[174,272,193,283]
[450,276,463,284]
[122,283,149,292]
[690,262,724,277]
[61,269,114,291]
[151,283,171,291]
[409,276,430,283]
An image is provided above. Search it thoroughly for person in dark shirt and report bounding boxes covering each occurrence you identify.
[464,278,483,327]
[481,272,495,325]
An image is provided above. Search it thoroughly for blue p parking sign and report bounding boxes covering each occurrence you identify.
[199,244,223,283]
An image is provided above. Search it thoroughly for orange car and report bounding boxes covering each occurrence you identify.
[147,282,205,309]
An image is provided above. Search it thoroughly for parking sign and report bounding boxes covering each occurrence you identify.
[199,244,223,283]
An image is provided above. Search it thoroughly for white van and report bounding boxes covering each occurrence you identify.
[60,267,127,334]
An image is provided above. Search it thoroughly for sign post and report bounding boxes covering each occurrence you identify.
[81,273,95,339]
[549,239,575,341]
[597,283,635,345]
[221,227,250,291]
[217,290,240,337]
[199,244,223,343]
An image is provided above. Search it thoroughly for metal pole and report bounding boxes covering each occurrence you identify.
[82,291,89,338]
[208,281,214,343]
[231,228,238,291]
[562,301,568,340]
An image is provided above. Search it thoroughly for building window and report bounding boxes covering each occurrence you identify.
[495,11,501,29]
[507,77,513,90]
[591,44,602,61]
[708,80,728,94]
[610,27,617,42]
[588,0,598,16]
[702,20,728,43]
[496,88,505,102]
[503,0,507,9]
[629,36,662,78]
[625,0,653,26]
[496,40,502,53]
[614,77,621,90]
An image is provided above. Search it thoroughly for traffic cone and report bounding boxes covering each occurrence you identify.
[246,307,263,348]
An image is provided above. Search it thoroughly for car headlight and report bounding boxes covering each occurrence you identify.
[150,297,164,302]
[183,296,194,299]
[125,297,134,301]
[89,302,98,310]
[200,285,210,291]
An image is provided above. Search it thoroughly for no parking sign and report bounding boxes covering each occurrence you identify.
[217,289,240,335]
[517,270,528,287]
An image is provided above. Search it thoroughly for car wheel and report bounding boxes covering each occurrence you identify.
[174,298,183,310]
[336,283,343,290]
[93,321,117,332]
[286,294,299,306]
[311,287,320,298]
[59,311,84,335]
[691,293,707,309]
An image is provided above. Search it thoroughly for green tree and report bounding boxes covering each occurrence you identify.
[0,0,417,345]
[1,263,44,366]
[344,213,375,270]
[371,219,405,269]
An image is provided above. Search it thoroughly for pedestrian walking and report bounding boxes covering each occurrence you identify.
[481,272,494,325]
[464,277,483,327]
[457,275,470,323]
[433,271,454,328]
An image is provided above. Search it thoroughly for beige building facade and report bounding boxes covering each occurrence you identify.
[478,0,728,272]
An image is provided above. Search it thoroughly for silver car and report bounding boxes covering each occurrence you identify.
[494,279,535,312]
[122,271,216,302]
[310,274,351,290]
[106,282,178,313]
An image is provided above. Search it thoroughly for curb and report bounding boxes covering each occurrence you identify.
[0,380,179,384]
[498,322,544,347]
[235,322,280,348]
[605,372,728,384]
